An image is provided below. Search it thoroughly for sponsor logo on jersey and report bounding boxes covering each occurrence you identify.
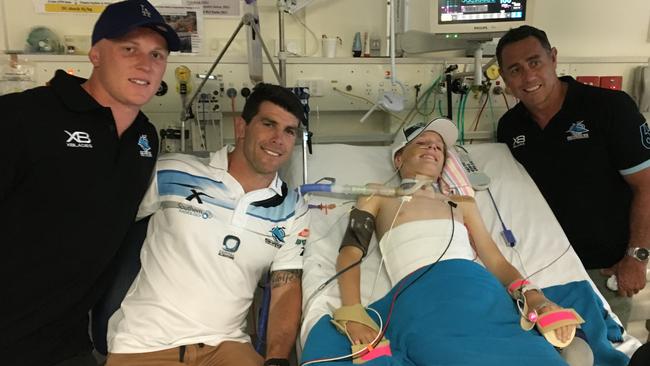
[295,238,307,256]
[265,238,283,249]
[138,134,153,157]
[566,121,590,141]
[219,235,240,259]
[640,123,650,150]
[177,202,213,219]
[186,189,212,204]
[298,228,310,238]
[65,130,93,148]
[512,135,526,149]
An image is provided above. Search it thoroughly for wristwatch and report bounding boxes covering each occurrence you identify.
[264,359,290,366]
[626,247,650,262]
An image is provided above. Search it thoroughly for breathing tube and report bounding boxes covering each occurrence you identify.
[299,180,434,197]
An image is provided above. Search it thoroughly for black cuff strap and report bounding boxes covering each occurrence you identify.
[264,358,290,366]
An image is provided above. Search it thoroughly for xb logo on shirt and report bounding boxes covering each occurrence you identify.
[512,135,526,149]
[640,123,650,150]
[65,130,93,148]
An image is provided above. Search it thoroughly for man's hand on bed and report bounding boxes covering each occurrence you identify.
[611,256,647,297]
[346,321,379,345]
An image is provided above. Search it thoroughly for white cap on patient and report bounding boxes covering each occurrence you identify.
[390,117,458,166]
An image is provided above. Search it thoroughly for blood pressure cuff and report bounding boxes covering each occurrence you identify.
[340,208,375,258]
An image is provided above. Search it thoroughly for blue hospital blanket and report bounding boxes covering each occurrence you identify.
[301,260,628,366]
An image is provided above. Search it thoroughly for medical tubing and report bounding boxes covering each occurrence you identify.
[316,258,362,293]
[488,93,497,139]
[456,95,463,143]
[486,188,509,232]
[299,184,397,197]
[459,94,464,144]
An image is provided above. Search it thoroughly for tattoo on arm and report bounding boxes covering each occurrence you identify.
[270,269,302,289]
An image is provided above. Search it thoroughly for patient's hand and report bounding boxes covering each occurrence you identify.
[537,303,575,344]
[346,320,379,345]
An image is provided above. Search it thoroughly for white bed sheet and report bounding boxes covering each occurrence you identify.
[282,142,642,356]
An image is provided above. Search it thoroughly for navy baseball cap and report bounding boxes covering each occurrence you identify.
[91,0,181,52]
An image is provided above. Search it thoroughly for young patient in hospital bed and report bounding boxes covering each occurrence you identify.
[302,119,592,366]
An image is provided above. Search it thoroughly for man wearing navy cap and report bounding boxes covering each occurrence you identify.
[0,1,179,365]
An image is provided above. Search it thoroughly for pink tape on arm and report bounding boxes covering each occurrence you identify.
[508,279,530,293]
[538,311,577,328]
[360,344,392,361]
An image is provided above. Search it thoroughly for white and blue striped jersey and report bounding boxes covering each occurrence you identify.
[108,146,310,353]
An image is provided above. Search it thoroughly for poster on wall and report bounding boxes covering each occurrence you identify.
[30,1,204,54]
[31,0,236,16]
[158,5,204,54]
[32,0,113,14]
[183,0,240,18]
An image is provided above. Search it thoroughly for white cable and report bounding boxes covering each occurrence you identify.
[369,195,407,301]
[300,307,384,366]
[359,103,380,123]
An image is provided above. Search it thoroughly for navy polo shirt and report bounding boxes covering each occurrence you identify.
[497,76,650,269]
[0,70,158,365]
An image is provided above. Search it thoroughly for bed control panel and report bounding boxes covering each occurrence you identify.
[454,146,491,191]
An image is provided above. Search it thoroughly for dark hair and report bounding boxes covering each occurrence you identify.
[496,25,552,66]
[241,83,306,126]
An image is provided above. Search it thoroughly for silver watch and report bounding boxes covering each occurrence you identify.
[626,247,650,262]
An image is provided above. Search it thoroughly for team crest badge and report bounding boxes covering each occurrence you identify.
[270,226,286,243]
[138,134,153,157]
[640,123,650,150]
[566,121,590,141]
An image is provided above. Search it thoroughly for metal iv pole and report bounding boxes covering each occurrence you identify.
[179,12,281,151]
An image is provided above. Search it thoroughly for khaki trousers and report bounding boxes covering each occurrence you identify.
[106,341,264,366]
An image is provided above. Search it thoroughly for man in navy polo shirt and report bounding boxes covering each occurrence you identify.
[496,25,650,329]
[0,1,179,365]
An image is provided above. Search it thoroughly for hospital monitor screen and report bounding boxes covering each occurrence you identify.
[433,0,528,40]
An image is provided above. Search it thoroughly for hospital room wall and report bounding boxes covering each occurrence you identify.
[0,0,649,146]
[3,1,649,58]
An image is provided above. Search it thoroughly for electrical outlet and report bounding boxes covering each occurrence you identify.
[296,78,325,97]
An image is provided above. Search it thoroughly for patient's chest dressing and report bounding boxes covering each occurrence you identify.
[378,218,473,285]
[376,189,463,241]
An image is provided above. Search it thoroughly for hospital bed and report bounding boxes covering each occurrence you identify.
[282,142,643,365]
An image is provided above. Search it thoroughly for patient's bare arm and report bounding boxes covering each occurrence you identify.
[459,197,576,343]
[335,195,382,345]
[337,246,379,345]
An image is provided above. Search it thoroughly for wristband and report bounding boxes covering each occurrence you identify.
[507,279,541,298]
[264,359,290,366]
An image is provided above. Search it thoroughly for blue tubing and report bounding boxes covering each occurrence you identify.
[299,184,333,194]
